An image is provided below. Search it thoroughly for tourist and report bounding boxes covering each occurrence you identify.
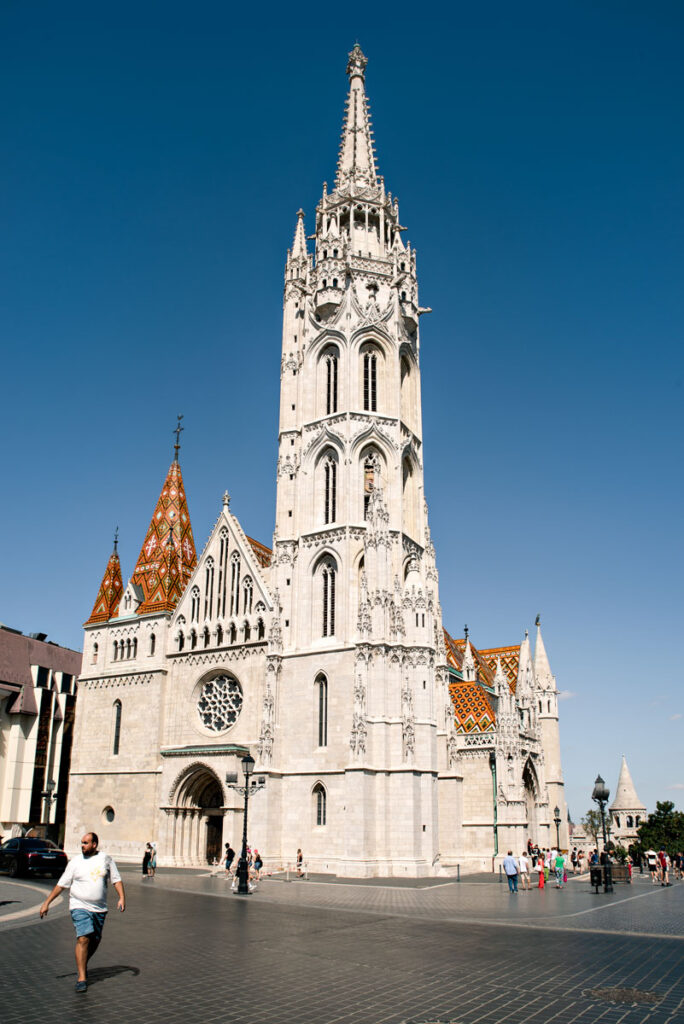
[646,848,658,883]
[577,849,585,873]
[570,848,578,874]
[39,831,125,993]
[142,842,152,880]
[253,848,263,880]
[659,849,670,886]
[519,851,531,890]
[554,849,565,888]
[296,848,304,877]
[148,842,157,880]
[224,842,236,877]
[537,855,545,889]
[503,851,519,894]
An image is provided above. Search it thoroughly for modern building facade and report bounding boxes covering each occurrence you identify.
[0,625,81,842]
[66,47,567,873]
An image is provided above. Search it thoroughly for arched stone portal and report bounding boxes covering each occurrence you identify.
[165,764,225,866]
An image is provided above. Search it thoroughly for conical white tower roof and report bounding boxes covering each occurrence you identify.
[610,756,646,811]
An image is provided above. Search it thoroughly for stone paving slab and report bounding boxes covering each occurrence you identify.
[2,877,684,1024]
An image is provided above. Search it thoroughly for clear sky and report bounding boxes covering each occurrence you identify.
[1,2,682,824]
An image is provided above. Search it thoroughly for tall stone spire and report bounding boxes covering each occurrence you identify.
[335,44,377,190]
[85,530,123,624]
[292,209,307,259]
[131,448,197,615]
[533,617,555,691]
[610,756,646,811]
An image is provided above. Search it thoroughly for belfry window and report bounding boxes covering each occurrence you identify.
[316,674,328,747]
[190,587,200,623]
[204,558,215,620]
[320,559,337,637]
[326,353,338,414]
[363,452,379,520]
[149,633,156,656]
[112,700,122,756]
[363,351,377,411]
[324,456,337,524]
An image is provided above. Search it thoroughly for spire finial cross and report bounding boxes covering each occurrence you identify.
[113,526,119,553]
[173,414,184,461]
[464,624,469,640]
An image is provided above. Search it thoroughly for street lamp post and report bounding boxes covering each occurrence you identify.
[591,774,613,893]
[41,779,57,842]
[225,755,266,896]
[553,805,561,850]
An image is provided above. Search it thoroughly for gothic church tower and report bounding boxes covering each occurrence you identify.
[260,45,445,875]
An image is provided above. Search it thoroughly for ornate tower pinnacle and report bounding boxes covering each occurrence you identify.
[336,44,377,190]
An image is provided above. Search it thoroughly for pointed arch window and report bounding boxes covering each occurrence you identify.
[216,624,223,646]
[313,783,327,826]
[112,700,122,756]
[204,557,215,620]
[363,451,380,520]
[190,629,198,650]
[229,623,237,645]
[92,642,98,665]
[132,637,138,658]
[149,633,156,656]
[323,455,337,524]
[203,627,210,648]
[319,558,337,637]
[242,576,253,615]
[326,352,338,415]
[191,587,200,623]
[316,673,328,747]
[218,530,229,618]
[126,638,131,660]
[230,553,241,616]
[257,618,265,640]
[243,621,251,642]
[112,640,118,661]
[363,350,377,411]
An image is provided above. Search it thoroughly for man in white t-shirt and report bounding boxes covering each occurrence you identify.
[40,831,125,993]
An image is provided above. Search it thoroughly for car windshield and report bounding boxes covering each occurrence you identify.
[22,839,59,850]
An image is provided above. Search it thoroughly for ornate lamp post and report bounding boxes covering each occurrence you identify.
[225,755,265,896]
[592,774,613,893]
[553,805,561,849]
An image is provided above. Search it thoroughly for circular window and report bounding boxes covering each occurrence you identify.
[196,675,243,733]
[102,806,115,824]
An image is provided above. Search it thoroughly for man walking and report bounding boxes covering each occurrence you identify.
[503,851,519,893]
[39,831,125,993]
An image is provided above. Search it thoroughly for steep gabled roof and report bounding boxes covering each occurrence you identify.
[442,629,495,687]
[448,679,496,733]
[246,536,272,569]
[479,645,520,694]
[131,459,197,615]
[85,545,123,625]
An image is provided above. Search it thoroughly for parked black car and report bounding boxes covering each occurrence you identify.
[0,837,68,878]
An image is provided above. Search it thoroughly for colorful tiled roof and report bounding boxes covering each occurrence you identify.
[246,536,272,569]
[131,459,197,615]
[479,645,520,694]
[448,680,496,733]
[85,547,123,625]
[442,630,495,687]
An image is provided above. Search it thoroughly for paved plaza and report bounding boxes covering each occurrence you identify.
[2,868,683,1024]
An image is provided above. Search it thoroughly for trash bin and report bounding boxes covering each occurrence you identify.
[590,866,602,892]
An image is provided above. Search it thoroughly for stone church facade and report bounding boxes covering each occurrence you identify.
[66,46,567,875]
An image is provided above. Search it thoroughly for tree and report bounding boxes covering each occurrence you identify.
[637,801,684,853]
[581,809,603,847]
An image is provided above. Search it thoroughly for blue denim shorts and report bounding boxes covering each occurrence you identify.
[70,909,107,939]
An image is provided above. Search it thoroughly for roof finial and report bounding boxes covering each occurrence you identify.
[223,490,231,509]
[113,525,119,553]
[464,624,469,640]
[346,43,367,79]
[535,613,541,627]
[173,414,184,461]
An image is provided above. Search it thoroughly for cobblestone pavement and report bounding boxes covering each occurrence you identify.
[2,869,683,1024]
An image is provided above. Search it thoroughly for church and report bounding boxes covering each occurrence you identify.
[65,46,567,875]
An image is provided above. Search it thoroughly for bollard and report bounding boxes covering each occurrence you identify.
[499,864,503,883]
[457,864,460,882]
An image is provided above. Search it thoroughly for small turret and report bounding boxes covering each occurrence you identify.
[85,528,124,625]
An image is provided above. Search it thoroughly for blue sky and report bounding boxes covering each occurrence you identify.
[1,2,682,823]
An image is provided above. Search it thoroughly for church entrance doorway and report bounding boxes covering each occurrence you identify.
[167,763,225,866]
